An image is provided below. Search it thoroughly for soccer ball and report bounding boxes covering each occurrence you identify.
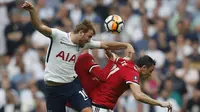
[104,15,124,33]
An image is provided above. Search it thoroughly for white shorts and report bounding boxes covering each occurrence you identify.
[92,104,113,112]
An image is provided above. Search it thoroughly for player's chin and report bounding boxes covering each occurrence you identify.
[79,43,85,47]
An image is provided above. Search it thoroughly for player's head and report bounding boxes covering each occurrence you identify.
[74,20,96,47]
[135,55,156,79]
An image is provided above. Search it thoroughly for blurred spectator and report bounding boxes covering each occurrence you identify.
[4,8,25,56]
[54,5,73,32]
[36,0,55,25]
[11,61,32,91]
[20,11,35,37]
[117,90,138,112]
[6,50,23,79]
[186,87,200,112]
[94,0,109,20]
[155,89,180,112]
[188,40,200,62]
[68,0,83,27]
[163,64,187,107]
[82,2,103,28]
[176,34,193,61]
[145,39,165,69]
[176,57,199,98]
[0,78,19,112]
[155,31,170,53]
[135,24,149,52]
[163,79,182,108]
[120,3,143,43]
[168,0,192,36]
[162,51,182,75]
[20,80,45,112]
[0,0,15,55]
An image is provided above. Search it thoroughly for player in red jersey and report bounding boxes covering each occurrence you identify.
[65,51,115,109]
[74,52,114,98]
[90,52,172,112]
[66,51,172,112]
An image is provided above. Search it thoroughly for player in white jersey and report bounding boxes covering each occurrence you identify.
[22,1,134,112]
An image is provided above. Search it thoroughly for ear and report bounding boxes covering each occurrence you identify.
[79,30,84,36]
[141,65,147,71]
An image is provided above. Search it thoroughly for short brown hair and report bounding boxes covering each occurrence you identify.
[73,20,96,35]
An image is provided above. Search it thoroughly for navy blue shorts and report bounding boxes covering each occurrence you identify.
[45,78,91,112]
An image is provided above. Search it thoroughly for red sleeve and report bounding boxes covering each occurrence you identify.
[90,60,114,81]
[76,53,97,71]
[122,70,140,85]
[115,57,134,65]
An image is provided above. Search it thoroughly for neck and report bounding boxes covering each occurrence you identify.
[70,32,79,45]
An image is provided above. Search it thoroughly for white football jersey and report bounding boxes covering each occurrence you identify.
[44,28,101,83]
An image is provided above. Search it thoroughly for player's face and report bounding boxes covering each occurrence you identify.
[140,65,155,78]
[79,30,94,47]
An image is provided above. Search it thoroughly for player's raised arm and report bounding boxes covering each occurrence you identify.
[101,42,134,59]
[129,83,172,112]
[86,40,134,59]
[22,1,52,37]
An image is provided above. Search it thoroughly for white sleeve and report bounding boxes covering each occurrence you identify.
[84,40,101,49]
[50,28,67,41]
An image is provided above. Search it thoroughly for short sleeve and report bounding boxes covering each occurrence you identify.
[84,40,101,49]
[76,53,99,72]
[122,70,140,85]
[50,28,67,41]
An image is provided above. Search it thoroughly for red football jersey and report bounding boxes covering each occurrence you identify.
[74,53,113,98]
[91,57,140,109]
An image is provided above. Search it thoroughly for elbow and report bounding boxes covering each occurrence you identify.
[99,76,107,82]
[134,93,142,101]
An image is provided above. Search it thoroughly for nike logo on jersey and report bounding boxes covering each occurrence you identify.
[60,41,69,46]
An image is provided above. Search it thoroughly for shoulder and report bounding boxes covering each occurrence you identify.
[78,53,93,60]
[77,53,94,64]
[50,28,68,40]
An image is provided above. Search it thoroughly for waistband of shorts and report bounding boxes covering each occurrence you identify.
[92,103,110,110]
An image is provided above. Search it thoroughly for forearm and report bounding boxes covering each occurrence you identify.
[137,93,161,106]
[29,9,42,31]
[90,60,113,81]
[29,9,51,37]
[101,41,129,50]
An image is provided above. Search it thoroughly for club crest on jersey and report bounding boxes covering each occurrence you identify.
[133,76,138,81]
[91,59,95,63]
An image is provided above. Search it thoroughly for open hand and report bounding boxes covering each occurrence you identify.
[160,101,172,112]
[22,1,35,11]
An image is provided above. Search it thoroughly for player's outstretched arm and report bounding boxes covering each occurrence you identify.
[129,83,172,112]
[22,1,52,37]
[101,42,134,59]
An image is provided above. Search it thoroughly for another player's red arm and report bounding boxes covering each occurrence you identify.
[78,53,113,82]
[89,60,113,81]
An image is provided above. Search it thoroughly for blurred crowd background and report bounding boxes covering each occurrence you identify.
[0,0,200,112]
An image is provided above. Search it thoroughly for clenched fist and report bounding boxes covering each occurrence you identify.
[22,1,35,11]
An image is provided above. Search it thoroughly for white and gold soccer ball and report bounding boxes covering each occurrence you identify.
[104,15,124,33]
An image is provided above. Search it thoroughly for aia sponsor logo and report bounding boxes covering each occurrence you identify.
[56,51,76,63]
